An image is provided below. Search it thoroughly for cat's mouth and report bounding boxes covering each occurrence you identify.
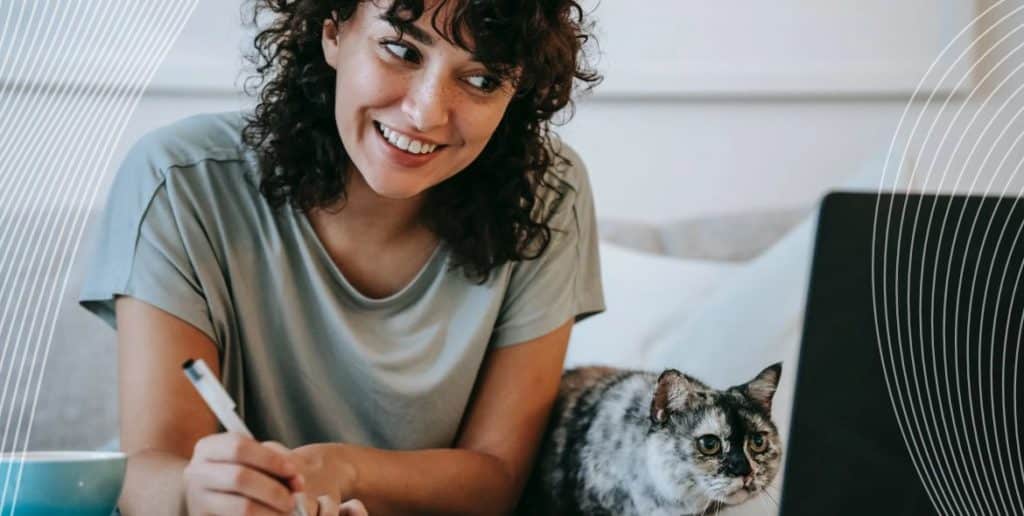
[723,485,756,504]
[717,479,760,505]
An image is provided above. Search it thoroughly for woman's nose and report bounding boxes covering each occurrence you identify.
[402,74,450,132]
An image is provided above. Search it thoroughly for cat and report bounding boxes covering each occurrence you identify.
[519,363,784,516]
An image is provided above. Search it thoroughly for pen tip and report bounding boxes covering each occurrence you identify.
[182,358,195,369]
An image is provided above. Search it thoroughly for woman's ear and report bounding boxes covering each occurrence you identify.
[322,17,341,70]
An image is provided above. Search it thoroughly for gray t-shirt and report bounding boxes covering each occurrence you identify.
[79,110,604,450]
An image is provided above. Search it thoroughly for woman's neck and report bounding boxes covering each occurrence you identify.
[308,166,429,248]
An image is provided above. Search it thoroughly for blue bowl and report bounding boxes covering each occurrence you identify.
[0,451,125,516]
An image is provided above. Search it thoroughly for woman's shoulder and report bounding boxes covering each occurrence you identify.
[109,110,261,202]
[536,137,595,225]
[545,137,591,194]
[98,110,269,245]
[123,109,257,182]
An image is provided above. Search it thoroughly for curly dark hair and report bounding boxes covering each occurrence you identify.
[240,0,600,281]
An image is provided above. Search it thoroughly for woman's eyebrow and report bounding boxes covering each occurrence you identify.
[379,14,435,46]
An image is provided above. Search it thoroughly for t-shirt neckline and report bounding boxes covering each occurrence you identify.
[293,208,448,309]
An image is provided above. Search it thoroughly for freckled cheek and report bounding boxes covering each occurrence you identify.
[456,106,508,149]
[337,62,408,116]
[440,108,502,177]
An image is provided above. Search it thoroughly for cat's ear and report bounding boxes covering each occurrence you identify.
[650,369,705,424]
[739,362,782,413]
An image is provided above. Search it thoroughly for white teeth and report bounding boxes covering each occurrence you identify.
[377,122,439,155]
[396,134,410,150]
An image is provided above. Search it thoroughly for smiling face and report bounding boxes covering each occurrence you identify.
[321,0,517,200]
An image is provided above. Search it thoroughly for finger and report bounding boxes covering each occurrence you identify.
[196,433,299,481]
[198,489,286,516]
[261,441,306,491]
[302,494,320,516]
[339,499,369,516]
[318,495,342,516]
[261,441,291,455]
[192,462,296,513]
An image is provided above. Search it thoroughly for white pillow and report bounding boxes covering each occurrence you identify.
[566,242,740,371]
[645,212,816,433]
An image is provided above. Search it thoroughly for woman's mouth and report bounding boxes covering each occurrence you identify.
[374,121,443,155]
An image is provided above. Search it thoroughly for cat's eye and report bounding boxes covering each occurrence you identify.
[749,433,769,453]
[695,435,721,456]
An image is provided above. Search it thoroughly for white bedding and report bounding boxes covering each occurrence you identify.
[565,242,742,371]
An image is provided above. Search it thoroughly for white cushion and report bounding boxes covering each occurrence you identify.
[599,207,810,262]
[566,242,740,370]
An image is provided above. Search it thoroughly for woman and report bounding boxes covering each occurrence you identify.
[79,0,602,514]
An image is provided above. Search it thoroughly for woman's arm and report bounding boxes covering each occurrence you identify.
[116,295,221,515]
[120,289,571,515]
[302,319,573,516]
[116,297,302,516]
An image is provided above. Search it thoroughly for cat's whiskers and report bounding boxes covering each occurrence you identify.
[756,493,772,514]
[762,483,784,496]
[760,487,781,509]
[698,498,714,516]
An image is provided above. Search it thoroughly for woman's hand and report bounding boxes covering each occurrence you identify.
[183,432,305,515]
[287,443,363,516]
[314,496,368,516]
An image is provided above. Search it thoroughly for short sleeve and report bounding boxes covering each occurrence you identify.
[489,143,606,348]
[78,141,219,346]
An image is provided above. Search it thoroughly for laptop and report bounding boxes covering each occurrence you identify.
[779,191,1024,515]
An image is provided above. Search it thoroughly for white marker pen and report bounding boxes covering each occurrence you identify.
[183,358,309,516]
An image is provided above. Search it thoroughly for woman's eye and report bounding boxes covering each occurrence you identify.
[749,433,768,453]
[696,435,722,456]
[465,75,501,92]
[382,41,420,64]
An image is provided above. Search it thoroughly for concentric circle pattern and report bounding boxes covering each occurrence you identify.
[874,1,1024,514]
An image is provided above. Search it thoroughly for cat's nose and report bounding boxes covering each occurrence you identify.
[723,453,752,477]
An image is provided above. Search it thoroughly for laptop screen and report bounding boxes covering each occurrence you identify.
[780,192,1024,515]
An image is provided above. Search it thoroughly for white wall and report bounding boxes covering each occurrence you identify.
[562,0,1024,222]
[559,98,904,220]
[581,0,976,96]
